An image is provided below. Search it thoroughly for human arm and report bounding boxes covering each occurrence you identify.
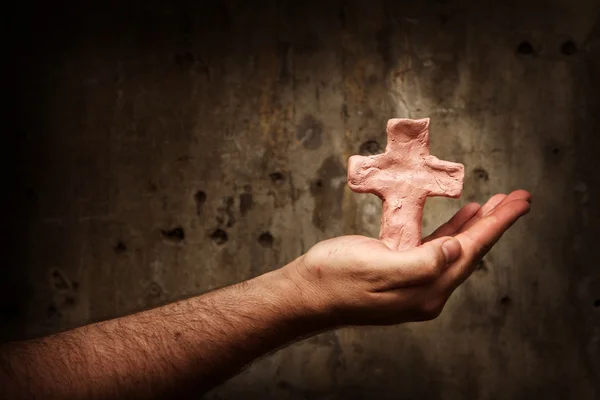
[0,190,531,399]
[0,274,320,399]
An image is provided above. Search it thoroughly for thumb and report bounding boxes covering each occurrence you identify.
[381,237,462,287]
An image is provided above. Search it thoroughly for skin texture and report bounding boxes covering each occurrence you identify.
[348,118,465,251]
[0,190,531,399]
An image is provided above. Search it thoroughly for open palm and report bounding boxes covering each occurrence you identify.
[289,190,531,325]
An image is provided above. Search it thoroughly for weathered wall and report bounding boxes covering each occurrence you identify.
[5,0,600,398]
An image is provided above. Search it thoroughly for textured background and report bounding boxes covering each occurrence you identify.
[5,0,600,398]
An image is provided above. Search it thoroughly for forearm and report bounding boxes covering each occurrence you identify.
[1,260,321,399]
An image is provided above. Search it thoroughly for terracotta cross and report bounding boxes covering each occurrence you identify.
[347,118,464,251]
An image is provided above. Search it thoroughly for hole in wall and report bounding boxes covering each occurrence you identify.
[162,227,185,242]
[270,172,285,185]
[516,41,534,55]
[594,299,600,309]
[149,282,163,298]
[359,140,381,155]
[114,240,127,254]
[210,229,228,245]
[194,190,207,208]
[500,296,512,306]
[258,232,274,248]
[473,168,489,181]
[51,270,69,290]
[561,40,577,56]
[47,304,60,318]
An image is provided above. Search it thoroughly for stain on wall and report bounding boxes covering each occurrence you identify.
[5,0,600,399]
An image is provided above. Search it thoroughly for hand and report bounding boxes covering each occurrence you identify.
[280,190,531,326]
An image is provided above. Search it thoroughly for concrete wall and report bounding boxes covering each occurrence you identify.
[5,0,600,398]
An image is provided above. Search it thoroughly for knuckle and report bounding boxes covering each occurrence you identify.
[421,252,444,279]
[462,231,491,261]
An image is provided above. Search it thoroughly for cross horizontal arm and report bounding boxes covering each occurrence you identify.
[423,155,464,197]
[347,154,386,196]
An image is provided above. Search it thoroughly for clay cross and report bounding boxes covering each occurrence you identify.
[347,118,464,251]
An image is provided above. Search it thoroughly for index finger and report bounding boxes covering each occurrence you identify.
[459,190,530,232]
[438,197,531,292]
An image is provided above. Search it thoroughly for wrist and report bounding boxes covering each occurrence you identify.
[255,258,334,334]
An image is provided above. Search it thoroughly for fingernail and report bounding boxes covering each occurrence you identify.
[442,238,461,264]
